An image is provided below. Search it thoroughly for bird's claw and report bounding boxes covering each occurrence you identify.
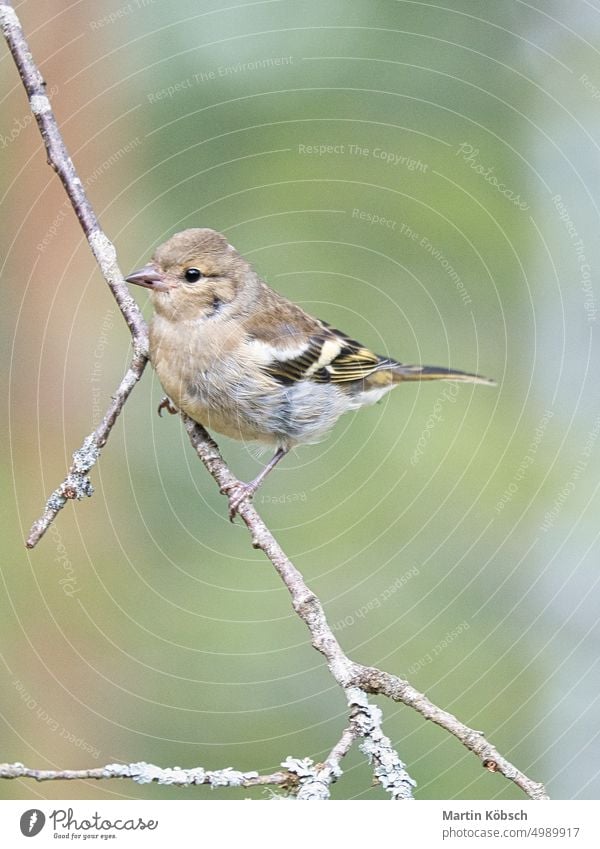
[220,481,255,521]
[158,396,178,417]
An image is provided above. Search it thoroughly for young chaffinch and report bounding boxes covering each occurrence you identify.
[126,228,494,516]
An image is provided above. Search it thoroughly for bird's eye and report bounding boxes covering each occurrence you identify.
[184,267,203,282]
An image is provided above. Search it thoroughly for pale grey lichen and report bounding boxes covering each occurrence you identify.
[208,767,256,788]
[346,687,417,799]
[281,756,318,779]
[347,689,416,800]
[46,491,67,512]
[65,474,94,499]
[296,778,331,801]
[104,763,133,779]
[327,760,343,780]
[89,229,117,275]
[346,686,369,709]
[360,736,416,800]
[104,761,257,788]
[282,756,337,800]
[50,437,100,503]
[72,435,100,473]
[30,94,51,115]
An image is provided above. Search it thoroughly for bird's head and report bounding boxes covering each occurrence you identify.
[126,228,253,320]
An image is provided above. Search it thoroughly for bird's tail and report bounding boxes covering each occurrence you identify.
[389,363,496,386]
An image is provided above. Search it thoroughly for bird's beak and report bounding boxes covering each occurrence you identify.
[125,264,170,291]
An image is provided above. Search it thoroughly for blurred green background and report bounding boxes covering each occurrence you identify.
[1,0,599,801]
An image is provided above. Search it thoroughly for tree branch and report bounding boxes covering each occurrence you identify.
[2,0,549,801]
[183,419,548,801]
[0,761,291,790]
[0,2,149,549]
[25,353,147,548]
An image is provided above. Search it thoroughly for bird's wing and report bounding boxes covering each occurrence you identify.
[245,298,494,388]
[259,323,386,385]
[243,283,390,385]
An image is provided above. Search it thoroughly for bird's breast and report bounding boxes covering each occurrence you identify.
[149,314,282,442]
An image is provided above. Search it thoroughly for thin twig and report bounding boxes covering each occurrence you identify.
[26,354,147,548]
[0,761,291,790]
[0,2,149,549]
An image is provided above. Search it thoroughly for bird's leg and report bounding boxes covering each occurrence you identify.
[223,447,289,521]
[157,396,179,417]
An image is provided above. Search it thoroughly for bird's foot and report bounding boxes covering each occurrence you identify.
[220,481,257,522]
[158,396,178,417]
[219,448,288,520]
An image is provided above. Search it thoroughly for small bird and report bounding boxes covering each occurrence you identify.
[126,229,494,517]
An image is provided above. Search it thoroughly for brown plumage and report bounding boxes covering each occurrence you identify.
[126,228,494,516]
